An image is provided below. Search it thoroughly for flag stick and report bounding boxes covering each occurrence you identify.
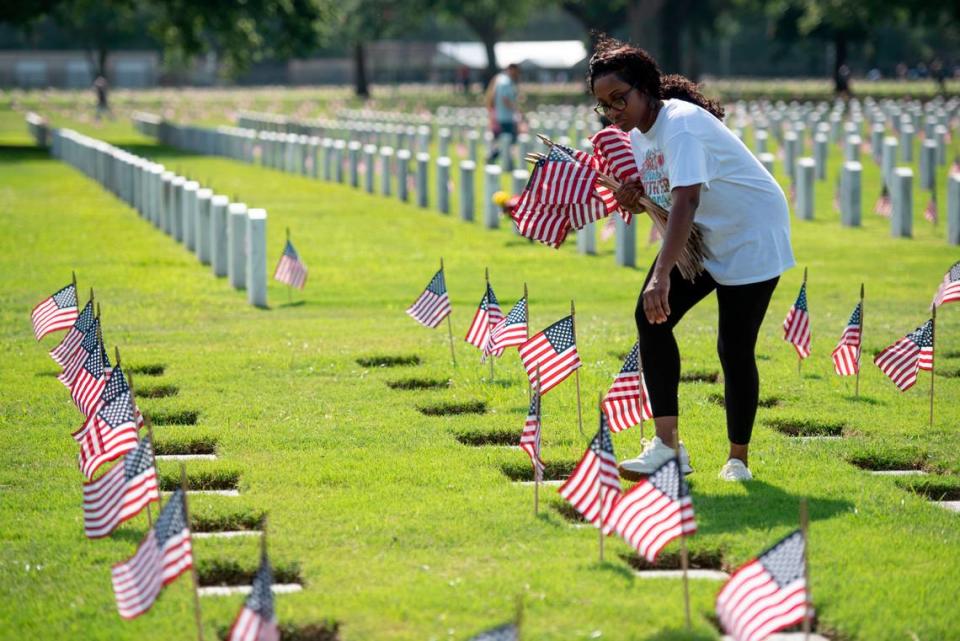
[855,283,864,399]
[128,369,154,528]
[674,426,691,630]
[286,227,292,305]
[571,300,583,436]
[597,393,604,563]
[440,258,456,367]
[71,271,77,294]
[930,306,936,428]
[534,366,541,517]
[90,287,95,307]
[179,464,205,641]
[486,267,494,382]
[525,282,530,404]
[800,498,811,641]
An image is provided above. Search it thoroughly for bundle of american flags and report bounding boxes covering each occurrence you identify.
[783,279,811,359]
[273,238,308,290]
[874,319,935,391]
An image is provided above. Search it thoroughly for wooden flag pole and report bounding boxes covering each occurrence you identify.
[90,287,95,307]
[572,300,583,436]
[597,393,604,563]
[286,227,292,305]
[800,498,811,641]
[855,283,864,399]
[930,306,936,428]
[486,267,494,382]
[179,464,205,641]
[71,271,77,295]
[674,426,692,630]
[441,258,456,367]
[534,366,541,517]
[128,367,153,528]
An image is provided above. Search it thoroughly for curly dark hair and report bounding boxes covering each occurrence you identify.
[587,34,725,121]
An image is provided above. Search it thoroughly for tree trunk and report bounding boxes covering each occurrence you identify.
[353,41,370,99]
[833,32,848,95]
[482,37,498,85]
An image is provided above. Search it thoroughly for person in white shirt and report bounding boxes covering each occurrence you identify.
[588,36,795,482]
[485,64,522,164]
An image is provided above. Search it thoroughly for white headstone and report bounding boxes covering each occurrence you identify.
[245,209,267,308]
[227,203,248,289]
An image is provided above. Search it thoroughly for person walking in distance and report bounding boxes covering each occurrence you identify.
[485,63,522,165]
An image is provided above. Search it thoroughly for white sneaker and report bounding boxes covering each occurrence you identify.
[718,458,753,482]
[619,437,693,481]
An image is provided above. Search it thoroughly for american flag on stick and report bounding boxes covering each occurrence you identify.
[406,267,451,328]
[58,314,100,389]
[75,364,140,480]
[783,280,811,359]
[716,530,809,641]
[519,380,544,481]
[924,193,938,224]
[831,302,862,376]
[465,281,503,354]
[83,434,159,538]
[873,319,934,391]
[874,185,892,217]
[932,261,960,308]
[31,282,78,341]
[112,487,193,619]
[227,550,280,641]
[273,238,307,290]
[606,457,696,562]
[558,411,621,534]
[518,315,581,395]
[70,328,111,417]
[602,342,653,433]
[487,295,527,354]
[50,298,94,366]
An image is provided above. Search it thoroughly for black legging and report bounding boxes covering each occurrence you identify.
[636,260,778,445]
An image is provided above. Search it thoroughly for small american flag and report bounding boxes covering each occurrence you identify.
[467,623,519,641]
[58,315,100,389]
[70,333,110,417]
[607,457,696,562]
[83,434,159,538]
[874,319,934,391]
[924,193,938,224]
[50,299,94,366]
[589,127,640,224]
[832,179,841,213]
[31,283,78,341]
[602,343,653,433]
[465,283,503,354]
[874,186,892,217]
[831,302,862,376]
[486,296,527,355]
[406,268,451,328]
[75,364,140,480]
[932,261,960,308]
[518,315,581,394]
[520,382,544,481]
[555,140,621,219]
[716,530,809,641]
[112,487,193,619]
[273,239,307,290]
[227,552,280,641]
[600,215,617,241]
[783,282,811,359]
[558,411,621,534]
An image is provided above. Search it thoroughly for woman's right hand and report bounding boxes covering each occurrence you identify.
[614,178,646,212]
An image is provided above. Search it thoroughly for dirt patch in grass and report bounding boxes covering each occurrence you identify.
[356,355,421,368]
[418,401,486,416]
[620,548,725,571]
[552,501,587,523]
[764,418,845,437]
[129,363,166,376]
[680,370,719,384]
[191,509,265,533]
[279,623,342,641]
[198,559,301,586]
[501,459,577,482]
[136,384,179,398]
[899,479,960,501]
[159,470,240,491]
[454,429,518,446]
[847,451,927,472]
[150,410,199,425]
[154,437,217,456]
[386,377,450,390]
[707,392,780,408]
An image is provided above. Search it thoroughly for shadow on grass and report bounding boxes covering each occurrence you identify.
[841,394,884,405]
[644,626,717,641]
[277,300,307,308]
[0,144,50,162]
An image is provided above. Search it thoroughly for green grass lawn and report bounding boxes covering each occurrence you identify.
[1,95,960,641]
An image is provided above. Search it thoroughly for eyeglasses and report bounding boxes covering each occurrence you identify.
[593,87,637,117]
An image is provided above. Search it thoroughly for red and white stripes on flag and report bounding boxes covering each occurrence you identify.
[487,296,527,355]
[558,412,621,534]
[50,299,94,366]
[31,283,78,340]
[70,340,110,417]
[58,315,100,389]
[273,239,308,290]
[873,319,935,391]
[74,365,140,480]
[783,282,811,359]
[607,458,696,562]
[519,383,545,481]
[406,268,452,328]
[874,187,892,217]
[932,261,960,308]
[716,530,809,641]
[464,283,503,354]
[831,302,862,376]
[83,435,159,538]
[518,315,581,395]
[590,126,642,224]
[227,553,280,641]
[602,342,653,433]
[924,195,938,224]
[112,488,193,619]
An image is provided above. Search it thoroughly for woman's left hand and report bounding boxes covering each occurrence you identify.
[614,178,645,212]
[643,270,671,324]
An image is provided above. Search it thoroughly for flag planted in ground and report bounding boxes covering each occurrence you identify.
[273,239,307,290]
[112,488,193,619]
[31,282,78,341]
[874,186,892,217]
[924,194,938,224]
[520,382,544,481]
[465,283,503,354]
[75,364,140,480]
[406,268,451,328]
[716,529,809,641]
[831,302,862,376]
[83,434,158,538]
[558,412,621,534]
[58,314,100,389]
[518,315,581,394]
[874,319,934,391]
[606,457,696,562]
[70,331,110,417]
[602,342,653,432]
[227,551,280,641]
[932,261,960,308]
[783,282,811,359]
[50,299,94,366]
[487,296,528,354]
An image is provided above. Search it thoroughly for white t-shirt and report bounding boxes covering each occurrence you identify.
[629,99,794,285]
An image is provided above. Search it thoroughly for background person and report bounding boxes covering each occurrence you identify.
[485,63,522,165]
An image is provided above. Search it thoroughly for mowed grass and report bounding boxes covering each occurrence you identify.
[1,99,959,641]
